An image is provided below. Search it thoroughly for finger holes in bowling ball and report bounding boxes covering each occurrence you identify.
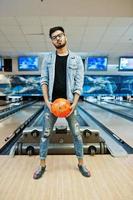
[51,98,71,118]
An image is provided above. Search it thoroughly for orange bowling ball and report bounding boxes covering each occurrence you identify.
[51,98,71,118]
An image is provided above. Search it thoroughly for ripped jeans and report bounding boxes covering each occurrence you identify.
[40,106,84,160]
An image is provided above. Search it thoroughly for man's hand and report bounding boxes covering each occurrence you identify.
[66,93,79,117]
[66,102,76,117]
[45,100,52,112]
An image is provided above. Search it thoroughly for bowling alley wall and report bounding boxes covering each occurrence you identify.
[0,55,133,97]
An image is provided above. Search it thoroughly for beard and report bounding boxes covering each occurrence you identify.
[54,40,67,49]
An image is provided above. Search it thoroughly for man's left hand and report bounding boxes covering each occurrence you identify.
[66,103,76,117]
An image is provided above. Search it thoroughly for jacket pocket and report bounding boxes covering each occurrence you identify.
[68,64,77,69]
[68,64,77,78]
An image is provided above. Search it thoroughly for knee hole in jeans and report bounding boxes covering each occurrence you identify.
[45,112,49,119]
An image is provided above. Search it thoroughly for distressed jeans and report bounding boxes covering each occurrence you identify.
[40,106,84,160]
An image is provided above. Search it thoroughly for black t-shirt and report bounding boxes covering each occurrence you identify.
[52,54,68,101]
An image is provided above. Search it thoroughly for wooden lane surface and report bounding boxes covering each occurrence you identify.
[0,154,133,200]
[0,105,40,149]
[81,102,133,147]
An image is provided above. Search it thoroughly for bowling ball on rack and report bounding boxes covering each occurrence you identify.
[51,98,71,118]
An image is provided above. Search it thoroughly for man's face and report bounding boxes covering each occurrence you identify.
[50,30,67,49]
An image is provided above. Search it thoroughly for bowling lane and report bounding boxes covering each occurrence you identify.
[103,100,133,109]
[0,103,14,111]
[80,101,133,147]
[116,101,133,108]
[0,103,41,149]
[0,105,9,110]
[96,101,133,117]
[0,101,28,111]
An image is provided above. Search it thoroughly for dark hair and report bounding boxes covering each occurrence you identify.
[49,26,64,38]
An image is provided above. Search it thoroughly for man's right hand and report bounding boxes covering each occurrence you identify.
[45,101,52,112]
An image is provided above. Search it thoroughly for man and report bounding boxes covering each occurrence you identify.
[33,26,91,179]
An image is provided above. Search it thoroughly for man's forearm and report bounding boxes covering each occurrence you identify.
[68,93,80,115]
[42,84,52,111]
[42,84,49,103]
[73,93,80,106]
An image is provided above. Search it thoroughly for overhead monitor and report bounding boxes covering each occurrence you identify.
[18,56,39,71]
[86,57,108,71]
[119,57,133,71]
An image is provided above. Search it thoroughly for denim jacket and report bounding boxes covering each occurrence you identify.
[40,50,84,102]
